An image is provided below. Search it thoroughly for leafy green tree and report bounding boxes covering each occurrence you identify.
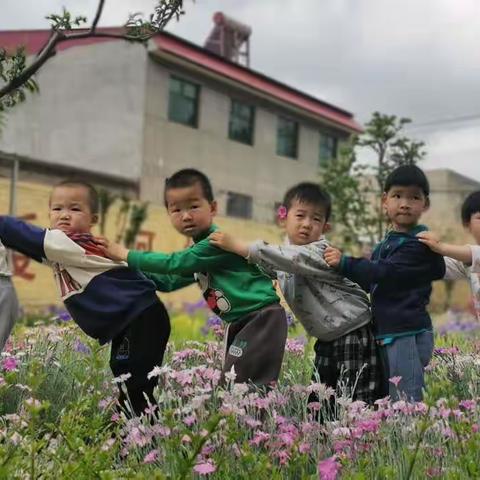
[322,112,426,248]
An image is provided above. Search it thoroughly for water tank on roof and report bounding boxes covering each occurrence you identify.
[204,12,251,67]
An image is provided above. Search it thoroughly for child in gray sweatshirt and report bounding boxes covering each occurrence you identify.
[0,240,19,351]
[210,182,381,405]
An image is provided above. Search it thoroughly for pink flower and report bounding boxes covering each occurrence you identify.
[318,456,340,480]
[459,399,476,411]
[143,449,159,464]
[250,431,270,446]
[298,442,311,454]
[193,461,216,475]
[277,205,288,220]
[389,376,402,387]
[3,357,18,371]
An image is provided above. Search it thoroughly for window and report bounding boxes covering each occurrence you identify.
[226,192,253,219]
[168,76,200,127]
[229,100,255,145]
[319,133,338,168]
[276,117,298,159]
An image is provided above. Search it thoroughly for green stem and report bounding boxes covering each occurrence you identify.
[404,407,431,480]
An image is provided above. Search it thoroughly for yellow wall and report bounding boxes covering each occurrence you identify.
[0,178,474,313]
[0,178,283,311]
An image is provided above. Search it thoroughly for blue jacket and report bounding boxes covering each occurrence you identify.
[339,225,445,336]
[0,216,190,344]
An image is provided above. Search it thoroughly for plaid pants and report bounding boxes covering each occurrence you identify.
[312,324,381,405]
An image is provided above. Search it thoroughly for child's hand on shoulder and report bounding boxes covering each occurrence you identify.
[416,231,444,254]
[324,246,342,268]
[209,231,249,257]
[94,236,129,262]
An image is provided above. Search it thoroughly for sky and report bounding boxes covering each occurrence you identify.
[1,0,480,180]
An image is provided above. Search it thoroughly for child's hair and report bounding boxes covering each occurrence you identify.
[283,182,332,221]
[52,180,99,215]
[461,190,480,225]
[383,164,430,197]
[164,169,214,206]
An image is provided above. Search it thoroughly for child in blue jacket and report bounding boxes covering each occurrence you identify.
[325,165,445,401]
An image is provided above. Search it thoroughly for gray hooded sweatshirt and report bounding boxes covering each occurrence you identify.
[249,239,372,342]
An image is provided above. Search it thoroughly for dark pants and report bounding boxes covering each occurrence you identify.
[308,324,382,421]
[223,303,288,388]
[109,300,171,416]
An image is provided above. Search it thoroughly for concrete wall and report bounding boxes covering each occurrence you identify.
[0,41,148,180]
[140,59,349,223]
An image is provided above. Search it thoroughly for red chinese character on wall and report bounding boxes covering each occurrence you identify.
[134,230,156,251]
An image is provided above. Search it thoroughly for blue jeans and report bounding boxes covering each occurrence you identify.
[384,331,434,401]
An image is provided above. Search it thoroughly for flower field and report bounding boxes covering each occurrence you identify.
[0,305,479,479]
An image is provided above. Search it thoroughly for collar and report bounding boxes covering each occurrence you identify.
[193,224,217,243]
[387,224,428,238]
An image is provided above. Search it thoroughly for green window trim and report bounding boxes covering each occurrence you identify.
[319,132,338,168]
[229,99,255,145]
[168,76,200,128]
[276,116,298,159]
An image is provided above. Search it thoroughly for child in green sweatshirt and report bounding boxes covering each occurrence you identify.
[101,169,288,388]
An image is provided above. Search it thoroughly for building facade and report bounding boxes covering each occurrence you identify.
[0,28,361,223]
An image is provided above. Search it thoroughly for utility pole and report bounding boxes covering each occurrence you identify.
[9,157,19,216]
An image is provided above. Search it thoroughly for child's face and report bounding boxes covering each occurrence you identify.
[283,199,329,245]
[466,212,480,244]
[49,186,97,234]
[165,183,217,238]
[382,185,429,232]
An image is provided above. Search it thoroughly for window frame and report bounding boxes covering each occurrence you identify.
[276,116,299,159]
[228,99,256,146]
[167,75,200,128]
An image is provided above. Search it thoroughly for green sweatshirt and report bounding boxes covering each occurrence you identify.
[127,225,279,323]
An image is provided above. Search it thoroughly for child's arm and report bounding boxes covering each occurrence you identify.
[143,272,196,292]
[101,237,233,275]
[417,231,476,265]
[208,232,250,258]
[0,216,47,262]
[209,231,338,280]
[324,240,446,290]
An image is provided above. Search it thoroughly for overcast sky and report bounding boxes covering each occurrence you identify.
[2,0,480,180]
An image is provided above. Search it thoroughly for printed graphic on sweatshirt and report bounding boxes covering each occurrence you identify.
[195,272,231,315]
[52,263,83,299]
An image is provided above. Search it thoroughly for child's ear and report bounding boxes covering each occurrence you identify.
[381,192,388,214]
[210,200,218,216]
[423,196,430,212]
[91,214,99,226]
[323,222,331,233]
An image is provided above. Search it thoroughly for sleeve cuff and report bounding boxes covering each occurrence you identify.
[470,245,480,273]
[339,254,349,273]
[247,240,264,264]
[127,250,141,269]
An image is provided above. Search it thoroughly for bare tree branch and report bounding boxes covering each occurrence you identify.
[0,0,185,103]
[90,0,106,32]
[0,30,62,98]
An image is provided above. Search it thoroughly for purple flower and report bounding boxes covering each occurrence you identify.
[74,340,91,355]
[57,310,72,322]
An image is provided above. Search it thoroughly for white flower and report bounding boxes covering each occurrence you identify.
[111,373,132,384]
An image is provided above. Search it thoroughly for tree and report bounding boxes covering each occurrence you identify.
[0,0,186,113]
[323,112,426,248]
